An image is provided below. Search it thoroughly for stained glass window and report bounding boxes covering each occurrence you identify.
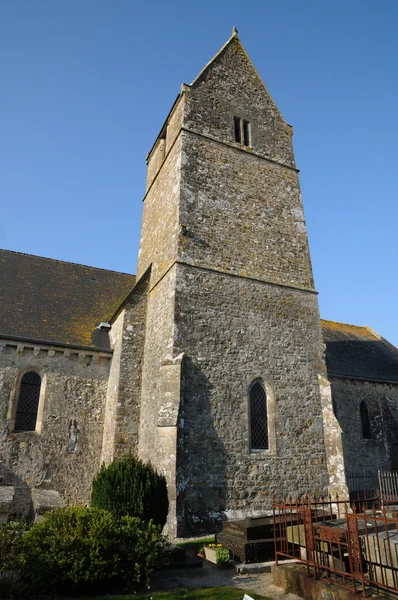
[250,381,268,450]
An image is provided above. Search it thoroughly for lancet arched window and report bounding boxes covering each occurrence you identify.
[14,372,41,432]
[360,401,371,440]
[249,380,268,450]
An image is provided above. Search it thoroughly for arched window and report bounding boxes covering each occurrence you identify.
[14,372,41,432]
[249,380,268,450]
[360,401,371,439]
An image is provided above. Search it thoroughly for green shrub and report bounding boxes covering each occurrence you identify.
[118,515,169,585]
[0,519,31,597]
[0,518,31,573]
[23,506,167,594]
[91,456,169,527]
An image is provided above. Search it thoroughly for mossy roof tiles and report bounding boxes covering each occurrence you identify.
[321,319,398,383]
[0,249,135,350]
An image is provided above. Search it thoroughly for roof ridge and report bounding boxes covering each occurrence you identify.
[189,30,238,87]
[321,318,368,330]
[0,248,135,277]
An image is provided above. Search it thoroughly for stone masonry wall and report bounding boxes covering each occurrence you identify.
[179,130,314,290]
[137,268,176,454]
[173,263,330,534]
[185,35,295,168]
[331,377,398,476]
[100,311,124,465]
[0,340,109,515]
[137,267,179,534]
[102,272,149,461]
[138,96,184,284]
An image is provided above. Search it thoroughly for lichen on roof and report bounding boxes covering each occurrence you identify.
[0,249,135,349]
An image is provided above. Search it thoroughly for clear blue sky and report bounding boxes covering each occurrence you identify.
[1,1,398,345]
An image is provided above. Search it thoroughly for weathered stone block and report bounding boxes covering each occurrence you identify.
[32,488,64,521]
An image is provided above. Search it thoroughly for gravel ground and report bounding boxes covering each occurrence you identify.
[149,552,302,600]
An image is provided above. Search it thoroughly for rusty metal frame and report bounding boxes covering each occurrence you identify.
[273,494,398,597]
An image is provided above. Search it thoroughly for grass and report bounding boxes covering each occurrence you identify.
[176,536,215,550]
[94,588,269,599]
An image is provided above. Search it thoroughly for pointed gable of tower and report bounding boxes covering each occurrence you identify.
[184,29,295,168]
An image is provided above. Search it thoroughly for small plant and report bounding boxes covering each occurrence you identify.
[215,547,231,569]
[91,456,169,527]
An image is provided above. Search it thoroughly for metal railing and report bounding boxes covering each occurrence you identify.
[273,494,398,596]
[379,470,398,505]
[346,470,379,499]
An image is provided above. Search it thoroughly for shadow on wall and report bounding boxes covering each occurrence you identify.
[326,337,398,496]
[384,401,398,470]
[0,462,32,519]
[178,356,228,536]
[325,339,398,382]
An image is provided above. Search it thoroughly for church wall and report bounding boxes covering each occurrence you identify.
[184,36,296,168]
[102,273,149,462]
[139,95,184,284]
[145,91,184,190]
[331,377,398,476]
[179,131,314,290]
[146,138,165,189]
[136,266,184,535]
[0,340,109,514]
[137,133,182,283]
[111,300,146,459]
[100,311,124,465]
[166,95,184,155]
[137,266,177,475]
[173,263,330,535]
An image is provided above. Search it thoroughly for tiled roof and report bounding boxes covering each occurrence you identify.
[321,320,398,383]
[0,250,135,350]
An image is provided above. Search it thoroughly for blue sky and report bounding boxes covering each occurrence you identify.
[1,1,398,345]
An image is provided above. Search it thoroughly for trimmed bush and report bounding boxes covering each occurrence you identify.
[118,515,169,584]
[91,456,169,527]
[23,506,167,594]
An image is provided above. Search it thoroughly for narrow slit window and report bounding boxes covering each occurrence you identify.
[360,401,371,439]
[234,117,241,143]
[14,372,41,432]
[243,120,250,146]
[233,117,251,147]
[249,380,268,450]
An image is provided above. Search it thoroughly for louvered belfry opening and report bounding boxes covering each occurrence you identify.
[14,372,41,431]
[249,381,268,450]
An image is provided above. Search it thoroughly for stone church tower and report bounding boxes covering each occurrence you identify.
[127,29,346,536]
